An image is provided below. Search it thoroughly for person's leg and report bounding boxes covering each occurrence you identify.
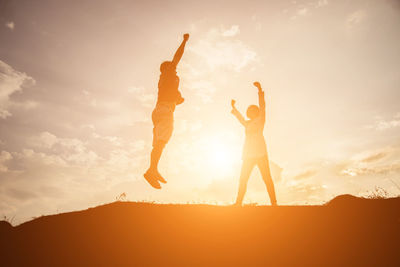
[144,136,167,188]
[235,158,256,205]
[257,157,277,205]
[148,141,167,182]
[145,104,173,186]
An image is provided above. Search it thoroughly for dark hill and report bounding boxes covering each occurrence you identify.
[1,195,399,266]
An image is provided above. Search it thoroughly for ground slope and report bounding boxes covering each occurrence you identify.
[1,195,399,266]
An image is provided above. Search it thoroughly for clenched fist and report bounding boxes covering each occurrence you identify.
[183,33,189,41]
[253,81,262,91]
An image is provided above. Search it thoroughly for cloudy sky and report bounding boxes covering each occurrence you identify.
[1,0,400,224]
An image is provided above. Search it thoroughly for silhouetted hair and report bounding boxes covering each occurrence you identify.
[246,105,260,119]
[160,61,174,73]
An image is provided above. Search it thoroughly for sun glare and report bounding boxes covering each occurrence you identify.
[210,146,231,168]
[205,138,237,175]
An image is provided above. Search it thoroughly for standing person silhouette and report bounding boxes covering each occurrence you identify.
[231,82,277,206]
[144,33,189,189]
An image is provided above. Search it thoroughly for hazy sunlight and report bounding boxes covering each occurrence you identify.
[207,140,234,172]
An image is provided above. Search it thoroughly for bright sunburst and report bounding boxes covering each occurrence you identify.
[205,137,237,175]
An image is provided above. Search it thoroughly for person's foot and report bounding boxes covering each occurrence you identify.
[233,202,242,207]
[271,201,277,206]
[144,170,161,189]
[155,171,167,184]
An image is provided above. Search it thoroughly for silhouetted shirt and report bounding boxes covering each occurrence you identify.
[157,73,183,107]
[232,91,268,159]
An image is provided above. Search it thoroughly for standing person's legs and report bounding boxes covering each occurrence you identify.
[257,157,277,205]
[235,158,257,205]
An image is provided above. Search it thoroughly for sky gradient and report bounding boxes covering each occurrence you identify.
[1,0,400,224]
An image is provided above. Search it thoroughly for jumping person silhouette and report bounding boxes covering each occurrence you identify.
[144,33,189,189]
[231,82,277,206]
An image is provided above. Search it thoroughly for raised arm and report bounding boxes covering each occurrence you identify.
[253,82,265,122]
[231,99,246,126]
[171,33,189,68]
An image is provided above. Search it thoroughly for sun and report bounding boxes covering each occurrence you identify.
[210,146,231,168]
[206,139,236,174]
[190,132,241,179]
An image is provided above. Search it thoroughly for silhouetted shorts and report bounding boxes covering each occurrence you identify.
[152,102,174,146]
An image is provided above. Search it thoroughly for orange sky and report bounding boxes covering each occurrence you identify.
[1,0,400,224]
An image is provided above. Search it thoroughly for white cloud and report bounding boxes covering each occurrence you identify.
[137,94,155,106]
[32,132,58,149]
[341,162,400,177]
[181,26,258,104]
[347,10,367,27]
[17,148,67,166]
[0,151,13,172]
[297,7,309,16]
[222,25,240,37]
[189,29,257,72]
[0,60,36,119]
[5,21,14,31]
[290,0,328,20]
[293,169,318,180]
[29,132,99,165]
[367,113,400,130]
[10,100,39,110]
[128,86,155,108]
[376,120,400,130]
[340,146,400,177]
[316,0,328,7]
[28,131,147,171]
[127,86,144,94]
[189,80,216,103]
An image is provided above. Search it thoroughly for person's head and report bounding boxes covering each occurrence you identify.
[160,61,176,74]
[246,105,260,119]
